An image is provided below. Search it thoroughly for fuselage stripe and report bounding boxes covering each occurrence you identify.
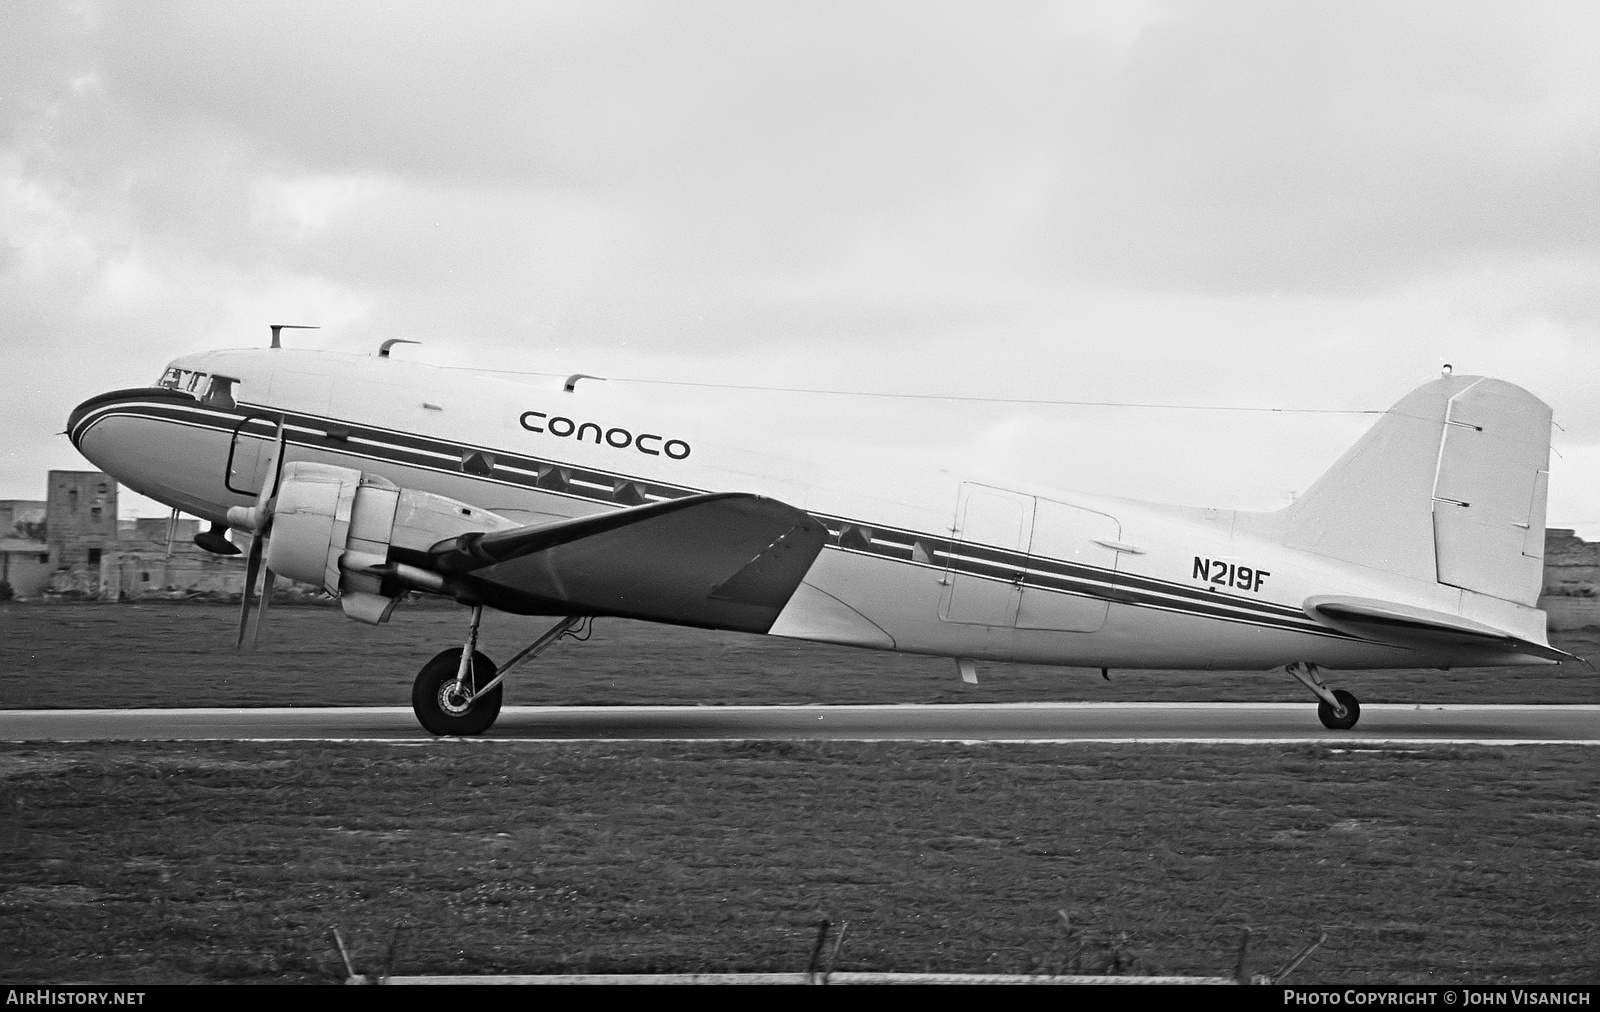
[75,395,1349,641]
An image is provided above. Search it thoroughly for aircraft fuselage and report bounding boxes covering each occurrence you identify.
[67,347,1554,673]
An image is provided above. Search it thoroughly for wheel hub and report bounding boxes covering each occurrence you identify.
[437,680,475,715]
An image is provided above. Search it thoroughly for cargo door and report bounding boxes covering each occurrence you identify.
[940,484,1032,626]
[1017,498,1121,632]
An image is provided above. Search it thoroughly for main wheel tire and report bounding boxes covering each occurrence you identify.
[412,647,503,736]
[1317,689,1361,730]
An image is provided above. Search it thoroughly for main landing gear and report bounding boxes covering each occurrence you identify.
[410,606,590,736]
[1286,661,1361,730]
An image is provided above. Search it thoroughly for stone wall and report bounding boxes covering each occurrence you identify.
[101,517,249,600]
[0,539,51,597]
[1537,528,1600,630]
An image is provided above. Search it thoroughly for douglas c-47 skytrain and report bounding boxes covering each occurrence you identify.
[67,332,1574,735]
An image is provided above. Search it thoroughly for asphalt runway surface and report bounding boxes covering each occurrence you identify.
[1,702,1595,743]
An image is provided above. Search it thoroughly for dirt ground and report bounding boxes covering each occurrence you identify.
[0,601,1595,708]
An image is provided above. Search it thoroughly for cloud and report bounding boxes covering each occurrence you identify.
[1,2,1597,535]
[1036,0,1600,292]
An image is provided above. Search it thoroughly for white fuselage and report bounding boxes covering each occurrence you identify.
[68,347,1549,671]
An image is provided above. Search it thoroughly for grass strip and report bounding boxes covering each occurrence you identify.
[1,740,1595,984]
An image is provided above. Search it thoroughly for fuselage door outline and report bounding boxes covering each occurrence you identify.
[225,413,283,497]
[939,483,1033,627]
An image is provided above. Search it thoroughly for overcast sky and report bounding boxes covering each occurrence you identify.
[4,1,1598,534]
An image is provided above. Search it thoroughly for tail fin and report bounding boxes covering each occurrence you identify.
[1278,375,1551,606]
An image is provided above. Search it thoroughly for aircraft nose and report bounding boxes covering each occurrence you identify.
[66,397,97,449]
[67,388,154,451]
[67,385,243,523]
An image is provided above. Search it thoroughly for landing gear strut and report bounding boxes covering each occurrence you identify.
[1286,661,1361,730]
[410,608,589,736]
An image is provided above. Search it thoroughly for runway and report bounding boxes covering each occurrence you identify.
[1,702,1595,744]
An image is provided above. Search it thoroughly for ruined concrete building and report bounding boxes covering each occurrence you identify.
[18,470,251,601]
[0,499,50,598]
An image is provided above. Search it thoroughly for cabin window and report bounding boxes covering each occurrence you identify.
[203,374,238,410]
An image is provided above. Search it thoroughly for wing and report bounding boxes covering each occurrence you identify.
[418,492,828,634]
[1303,595,1571,663]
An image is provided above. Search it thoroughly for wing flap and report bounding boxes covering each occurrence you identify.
[1303,595,1570,663]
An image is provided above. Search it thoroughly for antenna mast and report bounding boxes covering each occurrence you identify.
[269,324,320,349]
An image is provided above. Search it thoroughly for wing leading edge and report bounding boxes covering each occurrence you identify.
[421,492,828,633]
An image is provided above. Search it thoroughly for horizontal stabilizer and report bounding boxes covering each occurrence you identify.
[1303,595,1569,663]
[429,492,828,634]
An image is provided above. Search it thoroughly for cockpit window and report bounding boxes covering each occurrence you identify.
[156,366,238,408]
[156,367,209,394]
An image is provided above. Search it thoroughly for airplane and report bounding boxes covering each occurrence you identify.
[65,331,1574,735]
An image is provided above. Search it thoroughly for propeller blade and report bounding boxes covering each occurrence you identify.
[237,534,263,650]
[234,417,287,651]
[229,415,290,534]
[252,569,276,651]
[259,415,288,510]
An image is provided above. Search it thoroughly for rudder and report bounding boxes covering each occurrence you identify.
[1430,379,1550,605]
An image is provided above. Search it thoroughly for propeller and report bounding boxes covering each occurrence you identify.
[226,417,287,650]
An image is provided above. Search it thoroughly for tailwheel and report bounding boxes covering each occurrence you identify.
[1287,661,1362,731]
[1317,689,1361,731]
[412,647,503,736]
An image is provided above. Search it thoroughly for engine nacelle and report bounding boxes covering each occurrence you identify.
[263,462,519,623]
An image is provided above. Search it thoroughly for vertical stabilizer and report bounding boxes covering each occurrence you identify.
[1279,375,1551,606]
